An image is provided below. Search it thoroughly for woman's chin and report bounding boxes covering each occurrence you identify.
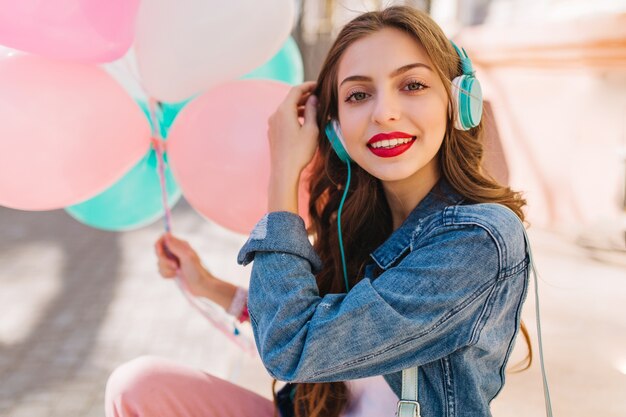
[363,166,424,184]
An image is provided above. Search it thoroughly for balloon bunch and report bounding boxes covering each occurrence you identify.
[0,0,309,234]
[0,0,309,352]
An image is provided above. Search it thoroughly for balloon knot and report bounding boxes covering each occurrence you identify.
[151,137,166,153]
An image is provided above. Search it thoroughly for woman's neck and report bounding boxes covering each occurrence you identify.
[382,162,441,231]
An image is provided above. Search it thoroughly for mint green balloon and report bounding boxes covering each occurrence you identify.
[65,101,185,231]
[65,150,182,231]
[241,36,304,85]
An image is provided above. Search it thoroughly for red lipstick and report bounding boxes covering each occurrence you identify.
[367,131,416,158]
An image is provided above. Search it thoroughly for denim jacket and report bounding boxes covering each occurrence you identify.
[237,178,530,416]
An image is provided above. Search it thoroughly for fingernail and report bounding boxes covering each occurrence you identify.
[309,95,317,104]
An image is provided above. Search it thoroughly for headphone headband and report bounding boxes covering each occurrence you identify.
[449,40,475,76]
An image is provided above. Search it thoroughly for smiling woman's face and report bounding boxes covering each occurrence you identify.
[336,26,449,185]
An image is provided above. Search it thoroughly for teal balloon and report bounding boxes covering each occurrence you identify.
[65,100,187,231]
[241,36,304,85]
[65,149,182,231]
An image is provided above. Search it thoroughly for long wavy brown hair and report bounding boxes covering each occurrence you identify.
[272,6,532,417]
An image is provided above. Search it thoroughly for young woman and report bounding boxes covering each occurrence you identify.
[106,5,532,417]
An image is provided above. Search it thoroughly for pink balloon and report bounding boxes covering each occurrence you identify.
[167,80,311,235]
[0,0,140,63]
[0,55,151,211]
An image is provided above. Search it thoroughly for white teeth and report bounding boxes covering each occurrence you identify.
[370,137,413,149]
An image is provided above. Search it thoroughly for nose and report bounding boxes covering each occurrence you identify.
[370,90,401,125]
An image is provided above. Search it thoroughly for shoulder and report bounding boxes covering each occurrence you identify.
[443,202,523,234]
[440,203,528,277]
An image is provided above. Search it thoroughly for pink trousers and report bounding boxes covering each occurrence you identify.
[105,356,276,417]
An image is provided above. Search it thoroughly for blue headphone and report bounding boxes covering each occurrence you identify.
[449,40,483,131]
[324,119,352,292]
[324,41,482,292]
[324,119,351,163]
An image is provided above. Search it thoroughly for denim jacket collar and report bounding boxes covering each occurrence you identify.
[370,176,465,270]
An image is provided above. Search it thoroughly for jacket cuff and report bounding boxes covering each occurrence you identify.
[226,286,248,320]
[237,211,323,274]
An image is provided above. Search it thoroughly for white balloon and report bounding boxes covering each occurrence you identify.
[135,0,296,102]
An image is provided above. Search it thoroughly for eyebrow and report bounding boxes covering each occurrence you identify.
[339,62,433,88]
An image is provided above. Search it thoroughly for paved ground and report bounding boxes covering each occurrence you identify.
[1,199,625,417]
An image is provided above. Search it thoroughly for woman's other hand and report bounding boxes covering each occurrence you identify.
[154,233,213,298]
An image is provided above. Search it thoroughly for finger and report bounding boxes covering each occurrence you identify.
[296,91,313,108]
[157,258,178,276]
[155,238,180,268]
[157,240,180,266]
[164,245,180,266]
[158,265,177,278]
[303,95,318,128]
[155,236,166,256]
[283,81,317,107]
[158,258,178,271]
[162,234,188,258]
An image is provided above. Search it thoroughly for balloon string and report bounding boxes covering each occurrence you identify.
[148,99,173,233]
[148,98,254,354]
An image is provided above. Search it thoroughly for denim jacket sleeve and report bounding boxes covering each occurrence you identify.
[237,211,502,383]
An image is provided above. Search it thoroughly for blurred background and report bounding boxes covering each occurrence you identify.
[1,0,625,416]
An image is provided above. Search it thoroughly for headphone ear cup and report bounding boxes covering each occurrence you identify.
[324,120,352,163]
[451,75,464,130]
[451,74,483,130]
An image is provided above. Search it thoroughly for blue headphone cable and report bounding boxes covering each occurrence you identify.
[337,160,352,292]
